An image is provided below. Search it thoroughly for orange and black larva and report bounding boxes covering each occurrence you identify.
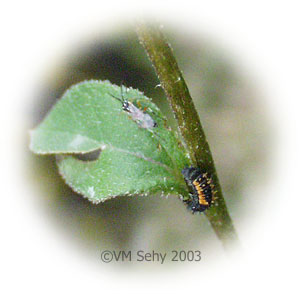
[182,167,215,212]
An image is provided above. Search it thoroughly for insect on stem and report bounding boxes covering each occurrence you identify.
[182,167,215,213]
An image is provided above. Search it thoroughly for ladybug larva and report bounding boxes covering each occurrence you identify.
[182,167,215,212]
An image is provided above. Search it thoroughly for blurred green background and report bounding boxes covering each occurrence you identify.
[27,25,269,260]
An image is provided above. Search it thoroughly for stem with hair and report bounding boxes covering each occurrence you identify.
[136,22,238,249]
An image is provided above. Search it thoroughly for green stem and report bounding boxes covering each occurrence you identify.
[136,21,238,249]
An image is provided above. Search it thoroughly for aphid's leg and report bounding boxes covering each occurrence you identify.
[136,100,150,113]
[136,100,148,112]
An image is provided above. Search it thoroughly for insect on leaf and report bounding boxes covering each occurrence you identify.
[30,80,190,202]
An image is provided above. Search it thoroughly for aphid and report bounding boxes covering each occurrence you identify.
[182,167,215,212]
[110,85,157,129]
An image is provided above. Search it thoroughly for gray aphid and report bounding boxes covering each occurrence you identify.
[110,86,157,129]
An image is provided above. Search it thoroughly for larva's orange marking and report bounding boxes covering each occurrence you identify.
[192,180,209,206]
[182,167,215,213]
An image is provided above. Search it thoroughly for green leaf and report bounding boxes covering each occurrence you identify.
[30,80,190,202]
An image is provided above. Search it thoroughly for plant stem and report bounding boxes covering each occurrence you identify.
[136,21,238,249]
